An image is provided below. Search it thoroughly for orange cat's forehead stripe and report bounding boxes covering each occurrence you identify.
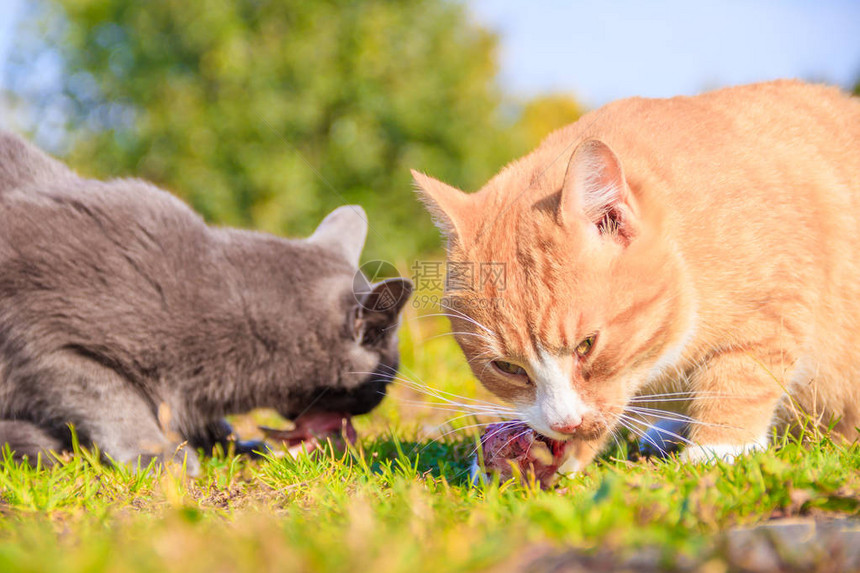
[606,283,669,328]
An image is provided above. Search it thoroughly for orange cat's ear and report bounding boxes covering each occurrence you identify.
[560,139,637,242]
[411,169,470,242]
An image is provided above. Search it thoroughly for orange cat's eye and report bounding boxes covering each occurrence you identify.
[575,335,596,357]
[492,360,527,377]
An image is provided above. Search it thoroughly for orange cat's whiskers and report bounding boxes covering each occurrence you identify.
[624,406,697,424]
[624,406,734,431]
[436,418,518,438]
[466,424,533,460]
[416,312,489,331]
[366,364,517,417]
[618,413,695,448]
[465,348,497,363]
[615,417,667,455]
[396,402,517,424]
[461,350,501,381]
[424,331,497,351]
[395,361,511,410]
[438,303,494,335]
[414,312,496,344]
[631,391,697,398]
[416,420,521,460]
[612,413,688,456]
[387,388,514,412]
[375,360,522,456]
[629,391,741,403]
[449,421,523,470]
[424,331,489,342]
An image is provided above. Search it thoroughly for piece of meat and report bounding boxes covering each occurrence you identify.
[260,411,356,456]
[474,421,573,488]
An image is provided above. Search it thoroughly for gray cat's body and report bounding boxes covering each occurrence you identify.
[0,132,411,472]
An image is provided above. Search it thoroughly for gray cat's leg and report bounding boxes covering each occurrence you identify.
[80,387,201,476]
[0,420,62,465]
[189,419,269,458]
[25,350,200,475]
[234,438,270,458]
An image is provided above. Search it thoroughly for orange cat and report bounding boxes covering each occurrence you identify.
[412,80,860,476]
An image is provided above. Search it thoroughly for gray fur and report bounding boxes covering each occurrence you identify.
[0,131,412,473]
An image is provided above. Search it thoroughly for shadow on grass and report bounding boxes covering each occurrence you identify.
[356,436,480,486]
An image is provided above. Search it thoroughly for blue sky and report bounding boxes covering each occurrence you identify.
[0,0,21,88]
[469,0,860,106]
[1,0,858,106]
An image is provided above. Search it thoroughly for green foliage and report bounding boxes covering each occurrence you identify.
[10,0,534,259]
[514,94,585,150]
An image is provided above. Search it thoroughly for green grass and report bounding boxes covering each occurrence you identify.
[1,314,858,573]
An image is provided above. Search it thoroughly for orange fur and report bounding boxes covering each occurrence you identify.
[413,80,860,467]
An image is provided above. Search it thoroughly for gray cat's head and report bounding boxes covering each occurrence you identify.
[248,205,412,421]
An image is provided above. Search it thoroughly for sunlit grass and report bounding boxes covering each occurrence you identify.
[1,314,858,572]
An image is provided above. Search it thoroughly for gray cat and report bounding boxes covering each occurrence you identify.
[0,131,412,474]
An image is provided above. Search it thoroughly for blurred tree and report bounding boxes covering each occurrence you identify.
[7,0,527,259]
[513,94,585,150]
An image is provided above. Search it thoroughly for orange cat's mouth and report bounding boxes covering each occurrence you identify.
[478,421,572,488]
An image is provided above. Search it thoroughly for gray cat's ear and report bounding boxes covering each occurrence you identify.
[360,278,414,317]
[411,169,469,242]
[560,139,637,242]
[308,205,368,267]
[353,278,414,345]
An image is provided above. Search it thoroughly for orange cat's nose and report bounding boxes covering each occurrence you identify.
[549,418,582,435]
